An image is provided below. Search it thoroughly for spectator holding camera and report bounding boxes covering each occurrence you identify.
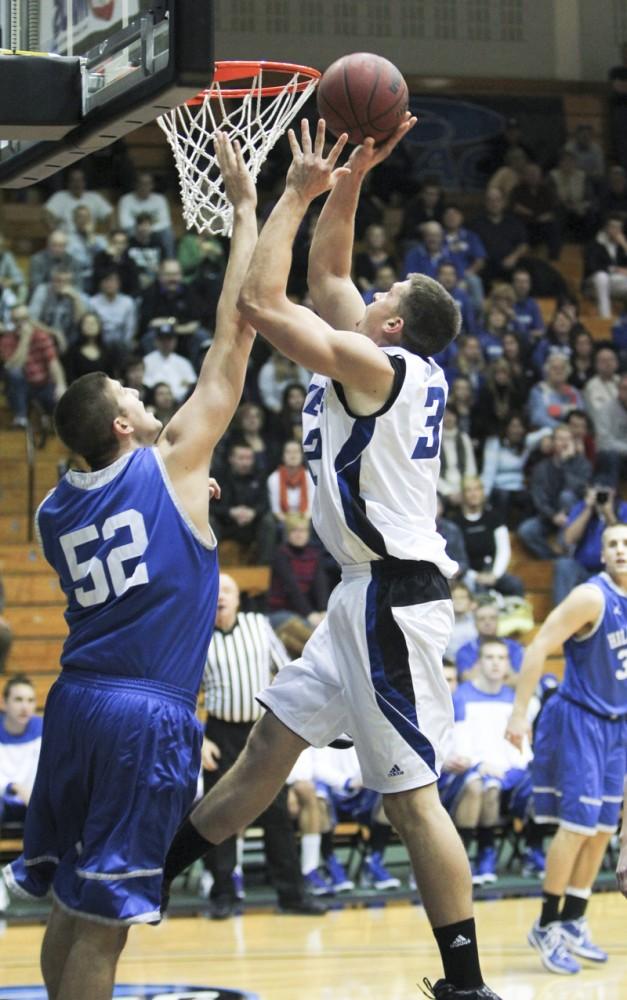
[553,483,627,604]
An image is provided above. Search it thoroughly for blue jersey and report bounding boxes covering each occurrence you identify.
[562,572,627,716]
[36,447,218,696]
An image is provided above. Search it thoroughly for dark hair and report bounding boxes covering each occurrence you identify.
[399,274,461,357]
[3,673,34,699]
[502,411,528,452]
[565,408,591,432]
[281,381,307,408]
[136,212,153,225]
[98,268,121,284]
[77,310,104,347]
[54,372,120,470]
[593,340,618,359]
[228,440,254,457]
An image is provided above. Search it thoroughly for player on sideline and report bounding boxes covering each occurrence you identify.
[1,136,257,1000]
[163,119,502,1000]
[506,522,627,974]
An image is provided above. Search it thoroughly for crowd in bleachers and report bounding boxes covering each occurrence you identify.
[1,110,626,905]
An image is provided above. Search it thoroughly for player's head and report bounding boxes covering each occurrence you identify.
[359,274,460,358]
[54,372,162,470]
[2,674,36,732]
[601,522,627,579]
[216,574,240,630]
[476,639,510,684]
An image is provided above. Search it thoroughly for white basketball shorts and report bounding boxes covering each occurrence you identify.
[258,559,454,794]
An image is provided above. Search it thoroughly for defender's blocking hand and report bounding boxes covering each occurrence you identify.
[285,118,350,203]
[214,132,257,208]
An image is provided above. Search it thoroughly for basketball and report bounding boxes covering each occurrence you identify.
[316,52,409,146]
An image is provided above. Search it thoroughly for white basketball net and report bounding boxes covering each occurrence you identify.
[158,65,319,236]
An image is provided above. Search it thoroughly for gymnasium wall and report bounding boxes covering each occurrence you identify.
[213,0,627,83]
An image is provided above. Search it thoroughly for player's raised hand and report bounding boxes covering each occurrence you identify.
[347,111,418,176]
[285,118,350,203]
[504,709,531,750]
[214,132,256,208]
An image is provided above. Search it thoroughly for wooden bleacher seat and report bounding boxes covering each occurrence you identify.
[583,315,614,341]
[228,565,270,597]
[537,297,556,324]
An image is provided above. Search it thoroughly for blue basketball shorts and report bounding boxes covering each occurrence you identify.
[438,766,531,818]
[315,782,381,827]
[3,670,202,924]
[532,693,626,835]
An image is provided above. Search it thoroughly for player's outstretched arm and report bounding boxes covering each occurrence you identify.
[307,115,416,331]
[159,134,257,481]
[617,775,627,898]
[238,120,394,406]
[505,583,603,749]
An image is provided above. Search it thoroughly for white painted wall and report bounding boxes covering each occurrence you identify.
[214,0,556,79]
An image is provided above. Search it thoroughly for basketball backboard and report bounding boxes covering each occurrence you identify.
[0,0,214,187]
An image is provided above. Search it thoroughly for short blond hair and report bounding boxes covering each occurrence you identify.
[284,513,311,533]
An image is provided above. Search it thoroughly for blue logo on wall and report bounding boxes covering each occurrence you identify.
[0,987,259,1000]
[405,96,504,189]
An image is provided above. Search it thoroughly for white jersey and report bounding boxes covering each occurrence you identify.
[302,347,457,574]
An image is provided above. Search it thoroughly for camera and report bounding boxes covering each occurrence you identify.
[595,489,610,505]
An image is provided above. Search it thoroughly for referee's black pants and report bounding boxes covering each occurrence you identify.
[203,715,305,906]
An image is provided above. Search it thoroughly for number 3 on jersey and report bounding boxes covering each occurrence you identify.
[411,386,446,460]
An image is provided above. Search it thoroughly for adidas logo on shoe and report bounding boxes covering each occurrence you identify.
[387,763,404,777]
[450,934,471,948]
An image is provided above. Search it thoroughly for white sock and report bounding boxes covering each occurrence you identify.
[236,836,245,870]
[565,885,591,899]
[301,833,321,875]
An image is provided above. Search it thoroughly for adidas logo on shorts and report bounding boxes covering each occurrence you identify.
[387,763,404,777]
[450,934,472,948]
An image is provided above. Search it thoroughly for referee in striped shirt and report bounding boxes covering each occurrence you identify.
[200,573,326,919]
